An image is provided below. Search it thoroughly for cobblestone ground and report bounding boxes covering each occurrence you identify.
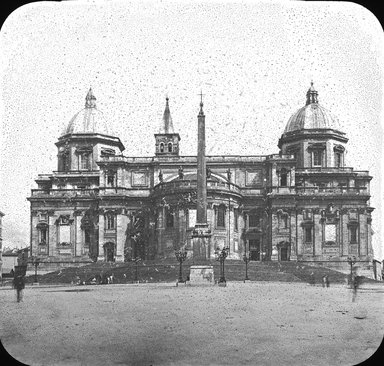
[1,281,383,366]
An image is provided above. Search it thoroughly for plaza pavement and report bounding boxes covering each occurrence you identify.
[1,281,383,366]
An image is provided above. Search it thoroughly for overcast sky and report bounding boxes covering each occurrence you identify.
[0,0,383,259]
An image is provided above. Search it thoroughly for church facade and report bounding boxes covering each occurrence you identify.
[28,84,374,270]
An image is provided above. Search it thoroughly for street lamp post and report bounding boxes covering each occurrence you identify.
[215,247,229,286]
[175,248,188,283]
[243,252,251,282]
[133,257,141,283]
[347,255,356,286]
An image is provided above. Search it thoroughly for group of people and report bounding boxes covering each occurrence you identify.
[75,272,116,285]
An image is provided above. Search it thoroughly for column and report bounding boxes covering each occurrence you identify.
[98,214,105,261]
[116,214,128,262]
[75,215,82,256]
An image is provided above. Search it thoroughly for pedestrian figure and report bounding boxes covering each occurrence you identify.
[309,272,315,285]
[351,273,360,302]
[13,275,25,302]
[75,275,81,285]
[322,275,330,288]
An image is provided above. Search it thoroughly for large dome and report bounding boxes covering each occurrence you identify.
[284,83,341,133]
[63,88,110,135]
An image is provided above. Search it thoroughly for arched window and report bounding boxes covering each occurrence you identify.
[168,142,173,153]
[216,205,226,228]
[160,143,164,153]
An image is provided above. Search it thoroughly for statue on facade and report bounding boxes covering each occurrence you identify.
[158,169,163,183]
[206,167,212,178]
[178,166,184,179]
[226,168,232,182]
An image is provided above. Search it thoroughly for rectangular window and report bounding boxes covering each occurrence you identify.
[59,224,71,244]
[280,169,288,187]
[313,151,322,167]
[107,174,115,187]
[279,215,288,229]
[106,215,115,230]
[217,206,225,228]
[166,209,174,228]
[305,227,312,243]
[188,209,196,228]
[39,227,47,244]
[234,209,238,231]
[249,239,260,260]
[325,224,337,243]
[84,229,91,247]
[248,214,260,228]
[335,152,342,168]
[350,226,357,244]
[80,154,90,170]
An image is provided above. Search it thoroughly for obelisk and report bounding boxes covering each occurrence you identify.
[191,92,212,261]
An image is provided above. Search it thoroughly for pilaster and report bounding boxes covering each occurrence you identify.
[98,214,105,261]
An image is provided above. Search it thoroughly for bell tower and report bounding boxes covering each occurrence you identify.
[154,97,180,156]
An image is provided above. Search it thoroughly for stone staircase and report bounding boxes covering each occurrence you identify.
[25,259,368,285]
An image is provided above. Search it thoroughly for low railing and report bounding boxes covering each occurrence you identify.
[296,167,370,175]
[99,187,151,196]
[295,186,368,195]
[52,170,100,176]
[99,156,154,164]
[31,189,98,197]
[153,179,241,194]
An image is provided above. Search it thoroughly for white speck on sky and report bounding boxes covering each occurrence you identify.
[0,0,383,259]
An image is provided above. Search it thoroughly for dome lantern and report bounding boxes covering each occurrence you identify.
[85,88,97,108]
[306,81,318,105]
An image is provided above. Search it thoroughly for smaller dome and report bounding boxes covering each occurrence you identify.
[63,88,110,135]
[284,82,341,133]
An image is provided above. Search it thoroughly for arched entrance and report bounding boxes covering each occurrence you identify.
[104,242,115,262]
[277,241,290,261]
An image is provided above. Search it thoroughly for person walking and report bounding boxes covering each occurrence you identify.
[322,275,330,288]
[13,275,25,302]
[309,271,315,285]
[351,272,360,302]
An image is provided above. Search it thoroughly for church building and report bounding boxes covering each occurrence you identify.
[28,83,373,272]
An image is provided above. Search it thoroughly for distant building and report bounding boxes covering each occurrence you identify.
[28,84,374,273]
[2,248,18,275]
